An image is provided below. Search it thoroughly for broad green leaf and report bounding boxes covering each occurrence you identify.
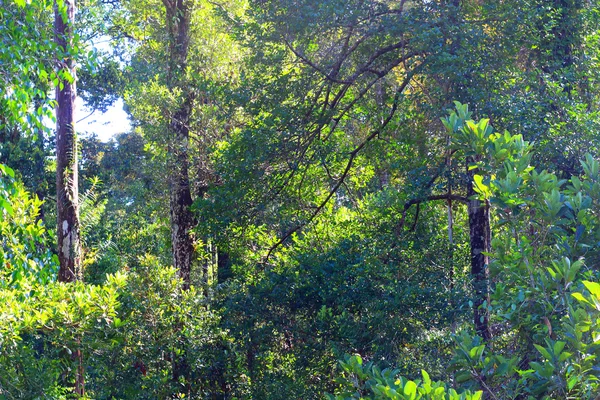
[421,369,431,386]
[404,380,417,399]
[534,344,552,360]
[583,281,600,298]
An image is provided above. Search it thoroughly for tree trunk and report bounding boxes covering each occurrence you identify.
[168,97,195,290]
[55,0,82,283]
[55,0,84,396]
[161,0,195,391]
[466,158,492,342]
[33,98,47,224]
[163,0,195,289]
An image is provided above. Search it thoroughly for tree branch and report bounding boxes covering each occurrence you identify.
[263,84,406,263]
[396,194,468,232]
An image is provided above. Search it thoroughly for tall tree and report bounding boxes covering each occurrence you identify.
[55,0,82,283]
[122,0,245,289]
[466,157,492,342]
[162,0,195,289]
[55,0,84,395]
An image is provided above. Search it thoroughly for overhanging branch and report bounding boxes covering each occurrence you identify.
[396,194,468,232]
[263,80,409,263]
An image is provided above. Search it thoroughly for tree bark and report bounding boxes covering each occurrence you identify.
[55,0,84,396]
[466,157,492,342]
[55,0,82,283]
[168,97,195,290]
[163,0,195,289]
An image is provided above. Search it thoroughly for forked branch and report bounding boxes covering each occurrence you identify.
[263,73,413,262]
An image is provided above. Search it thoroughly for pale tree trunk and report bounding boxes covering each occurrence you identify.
[466,157,492,342]
[446,132,455,295]
[55,0,84,395]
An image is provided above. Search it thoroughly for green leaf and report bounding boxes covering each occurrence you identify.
[402,380,417,399]
[558,351,572,363]
[553,341,566,356]
[0,164,15,178]
[583,281,600,298]
[0,198,14,216]
[473,175,492,198]
[455,371,472,383]
[572,292,590,305]
[567,375,578,391]
[534,344,552,360]
[421,369,431,386]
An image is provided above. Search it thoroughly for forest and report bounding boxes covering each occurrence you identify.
[3,0,600,398]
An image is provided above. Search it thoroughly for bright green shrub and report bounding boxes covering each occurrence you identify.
[0,164,57,288]
[328,354,482,400]
[0,164,126,398]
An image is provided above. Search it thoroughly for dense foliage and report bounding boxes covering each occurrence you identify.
[3,0,600,398]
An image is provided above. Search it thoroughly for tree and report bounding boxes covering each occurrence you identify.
[162,0,196,289]
[214,0,498,341]
[54,0,85,396]
[122,0,245,289]
[55,0,82,284]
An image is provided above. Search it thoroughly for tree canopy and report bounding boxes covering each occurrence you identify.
[3,0,600,398]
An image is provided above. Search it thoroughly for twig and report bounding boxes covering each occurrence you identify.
[76,110,95,124]
[397,194,468,232]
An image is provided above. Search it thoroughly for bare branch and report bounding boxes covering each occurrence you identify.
[263,78,410,262]
[396,194,468,232]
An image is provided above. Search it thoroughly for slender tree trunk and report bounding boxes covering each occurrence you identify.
[168,103,195,290]
[466,158,492,342]
[55,0,84,396]
[162,0,195,390]
[55,0,81,283]
[34,99,47,224]
[446,132,454,289]
[74,341,85,396]
[163,0,195,289]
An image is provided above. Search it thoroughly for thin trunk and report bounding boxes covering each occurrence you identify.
[447,197,455,293]
[163,0,194,391]
[446,130,456,294]
[164,0,195,289]
[466,158,492,342]
[55,0,84,395]
[29,96,49,223]
[446,132,454,247]
[75,342,85,397]
[202,238,218,293]
[197,177,212,293]
[168,96,195,290]
[34,108,47,224]
[447,201,453,245]
[55,0,81,283]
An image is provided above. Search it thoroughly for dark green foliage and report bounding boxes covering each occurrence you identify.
[85,257,226,399]
[4,0,600,398]
[78,57,127,113]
